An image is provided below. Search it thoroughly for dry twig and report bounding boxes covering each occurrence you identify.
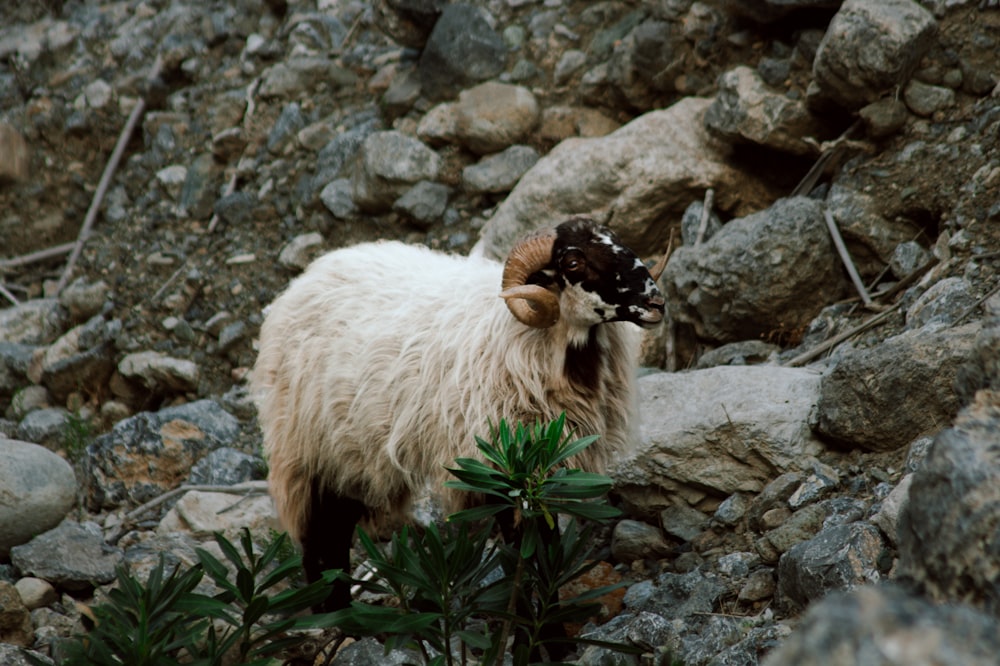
[0,242,75,272]
[823,209,876,309]
[0,283,20,306]
[55,59,163,295]
[782,302,902,367]
[695,188,715,246]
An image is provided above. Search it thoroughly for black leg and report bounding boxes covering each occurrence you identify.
[300,480,367,613]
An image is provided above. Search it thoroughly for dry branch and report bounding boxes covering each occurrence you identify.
[695,188,715,246]
[823,209,875,308]
[782,302,901,367]
[0,242,75,272]
[55,59,163,295]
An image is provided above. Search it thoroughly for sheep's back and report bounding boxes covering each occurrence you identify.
[253,242,508,533]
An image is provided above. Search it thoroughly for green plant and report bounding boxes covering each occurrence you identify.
[61,410,93,463]
[54,554,210,666]
[340,414,641,665]
[39,529,342,666]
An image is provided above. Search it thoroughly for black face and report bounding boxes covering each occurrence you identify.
[531,217,665,328]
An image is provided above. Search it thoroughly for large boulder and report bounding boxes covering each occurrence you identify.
[816,323,980,451]
[663,197,848,343]
[475,97,777,260]
[896,392,1000,615]
[0,439,77,558]
[811,0,937,110]
[611,366,825,514]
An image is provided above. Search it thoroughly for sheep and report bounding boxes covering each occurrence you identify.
[252,215,667,611]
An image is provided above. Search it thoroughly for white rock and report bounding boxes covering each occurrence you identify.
[611,366,824,512]
[157,489,278,542]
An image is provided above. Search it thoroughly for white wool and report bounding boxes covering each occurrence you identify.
[252,240,641,540]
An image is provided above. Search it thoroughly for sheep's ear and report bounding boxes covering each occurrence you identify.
[500,285,560,328]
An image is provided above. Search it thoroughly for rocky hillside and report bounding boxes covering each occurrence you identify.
[1,0,999,664]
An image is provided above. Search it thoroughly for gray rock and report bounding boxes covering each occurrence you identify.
[747,472,803,531]
[739,569,776,602]
[903,79,956,117]
[213,191,256,226]
[816,323,979,451]
[319,178,359,219]
[611,519,673,562]
[762,584,1000,666]
[461,144,539,194]
[0,439,77,558]
[665,197,847,343]
[624,570,726,620]
[755,502,830,564]
[188,447,265,486]
[660,503,709,542]
[905,277,978,329]
[311,116,381,196]
[58,278,109,323]
[178,152,221,220]
[889,240,932,279]
[10,520,123,592]
[0,300,66,346]
[258,57,357,99]
[392,180,451,228]
[713,492,752,527]
[0,580,32,647]
[601,16,683,111]
[0,644,50,665]
[811,0,937,110]
[777,522,886,609]
[696,340,780,369]
[351,130,441,213]
[453,82,539,155]
[705,65,826,156]
[870,473,913,546]
[84,400,239,510]
[859,97,910,138]
[0,342,34,392]
[15,407,69,449]
[380,65,422,121]
[267,102,305,155]
[897,398,1000,614]
[31,318,117,402]
[787,461,840,510]
[418,3,506,101]
[217,321,246,353]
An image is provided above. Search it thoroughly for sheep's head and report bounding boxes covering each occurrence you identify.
[501,216,666,330]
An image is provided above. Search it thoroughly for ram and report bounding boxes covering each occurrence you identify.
[252,216,667,610]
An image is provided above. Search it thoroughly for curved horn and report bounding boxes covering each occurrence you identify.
[500,230,559,328]
[648,228,676,281]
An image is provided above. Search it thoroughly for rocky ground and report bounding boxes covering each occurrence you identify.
[1,0,1000,664]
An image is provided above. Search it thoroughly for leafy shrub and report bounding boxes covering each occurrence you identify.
[338,414,640,665]
[36,529,340,666]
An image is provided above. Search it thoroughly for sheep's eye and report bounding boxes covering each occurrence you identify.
[561,251,586,274]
